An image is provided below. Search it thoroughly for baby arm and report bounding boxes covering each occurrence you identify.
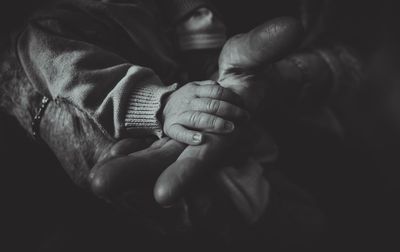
[9,0,242,191]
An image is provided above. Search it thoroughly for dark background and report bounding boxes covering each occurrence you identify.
[1,0,400,251]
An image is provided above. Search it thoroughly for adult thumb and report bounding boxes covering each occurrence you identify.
[89,139,185,202]
[219,17,304,71]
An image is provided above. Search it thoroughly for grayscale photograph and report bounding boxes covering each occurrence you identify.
[1,0,399,251]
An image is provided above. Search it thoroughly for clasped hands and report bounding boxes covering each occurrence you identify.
[89,17,309,229]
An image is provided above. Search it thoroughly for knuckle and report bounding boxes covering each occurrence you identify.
[208,116,218,128]
[186,82,197,92]
[168,124,177,136]
[172,126,188,143]
[211,85,224,98]
[208,99,220,113]
[189,111,201,126]
[187,82,197,88]
[180,131,191,143]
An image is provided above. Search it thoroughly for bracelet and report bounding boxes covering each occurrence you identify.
[32,96,51,141]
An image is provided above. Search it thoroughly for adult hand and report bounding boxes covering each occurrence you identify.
[218,17,304,110]
[154,17,304,208]
[89,138,203,234]
[89,137,186,203]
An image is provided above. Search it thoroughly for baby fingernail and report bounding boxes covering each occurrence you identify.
[193,133,202,143]
[224,121,235,131]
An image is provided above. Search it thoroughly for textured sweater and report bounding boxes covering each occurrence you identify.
[16,0,219,140]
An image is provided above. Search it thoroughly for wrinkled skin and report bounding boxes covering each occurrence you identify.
[0,0,363,245]
[90,137,185,203]
[84,18,307,233]
[153,17,304,207]
[19,16,335,234]
[87,16,343,213]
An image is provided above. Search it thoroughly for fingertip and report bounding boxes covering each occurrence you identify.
[89,168,111,200]
[154,183,175,207]
[223,120,235,132]
[192,132,203,145]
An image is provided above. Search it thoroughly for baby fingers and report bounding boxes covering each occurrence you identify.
[191,98,250,121]
[178,111,235,134]
[166,111,235,145]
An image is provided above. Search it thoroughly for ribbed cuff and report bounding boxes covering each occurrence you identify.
[124,83,178,138]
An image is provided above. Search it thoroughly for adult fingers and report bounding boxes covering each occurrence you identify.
[191,98,250,121]
[154,158,208,207]
[154,133,234,207]
[131,138,186,158]
[221,17,304,70]
[109,138,153,157]
[249,17,304,64]
[89,139,185,201]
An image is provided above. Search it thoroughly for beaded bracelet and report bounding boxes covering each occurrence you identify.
[32,96,51,141]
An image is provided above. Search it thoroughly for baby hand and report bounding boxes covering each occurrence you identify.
[154,17,303,208]
[162,80,249,145]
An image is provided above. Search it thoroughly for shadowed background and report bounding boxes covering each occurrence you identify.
[1,0,400,251]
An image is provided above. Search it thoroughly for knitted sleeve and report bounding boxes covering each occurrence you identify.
[16,0,178,139]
